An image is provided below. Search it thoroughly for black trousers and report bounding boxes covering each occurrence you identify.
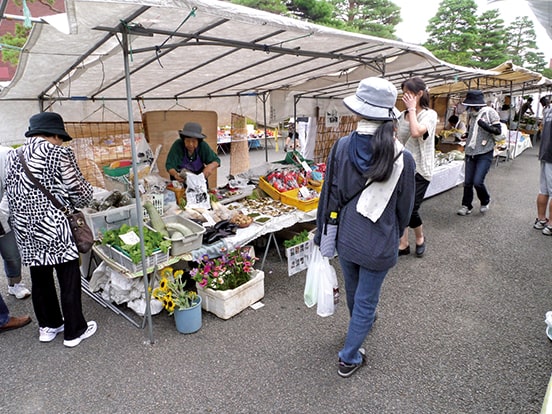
[30,259,88,340]
[408,173,430,229]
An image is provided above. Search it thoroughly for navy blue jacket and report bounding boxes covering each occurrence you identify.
[315,133,416,271]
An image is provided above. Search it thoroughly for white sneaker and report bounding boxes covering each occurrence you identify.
[457,206,472,216]
[480,199,491,213]
[63,321,97,348]
[39,325,64,342]
[8,283,31,299]
[545,312,552,341]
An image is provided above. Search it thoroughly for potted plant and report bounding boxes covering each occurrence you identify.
[152,267,202,334]
[191,247,264,320]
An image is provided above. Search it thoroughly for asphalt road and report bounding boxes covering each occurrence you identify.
[1,143,551,413]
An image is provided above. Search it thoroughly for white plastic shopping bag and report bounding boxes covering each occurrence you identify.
[304,245,323,308]
[317,256,338,317]
[185,172,211,210]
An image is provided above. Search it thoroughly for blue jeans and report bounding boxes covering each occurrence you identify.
[338,257,388,364]
[0,293,8,326]
[0,231,22,283]
[462,150,494,209]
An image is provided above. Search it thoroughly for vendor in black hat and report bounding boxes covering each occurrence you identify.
[165,122,221,184]
[456,90,501,217]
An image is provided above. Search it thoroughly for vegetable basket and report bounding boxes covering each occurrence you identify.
[108,245,169,274]
[160,215,205,256]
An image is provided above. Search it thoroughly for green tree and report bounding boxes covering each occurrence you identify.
[0,23,31,65]
[232,0,288,14]
[506,16,546,72]
[286,0,335,24]
[0,0,59,65]
[329,0,401,39]
[472,9,508,69]
[424,0,479,66]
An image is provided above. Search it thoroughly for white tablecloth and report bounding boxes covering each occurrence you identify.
[424,161,465,199]
[183,208,317,261]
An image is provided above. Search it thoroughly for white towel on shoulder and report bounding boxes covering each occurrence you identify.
[356,140,404,222]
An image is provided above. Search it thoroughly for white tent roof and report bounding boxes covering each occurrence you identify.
[527,0,552,41]
[0,0,550,141]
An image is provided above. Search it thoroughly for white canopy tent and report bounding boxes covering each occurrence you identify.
[0,0,511,142]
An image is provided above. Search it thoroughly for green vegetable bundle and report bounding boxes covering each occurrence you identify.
[101,224,172,264]
[283,230,310,249]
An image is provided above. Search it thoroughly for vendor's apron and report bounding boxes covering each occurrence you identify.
[178,151,204,174]
[172,151,206,186]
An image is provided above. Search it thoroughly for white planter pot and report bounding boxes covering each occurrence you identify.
[196,270,264,320]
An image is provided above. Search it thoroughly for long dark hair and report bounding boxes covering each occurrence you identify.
[365,120,396,182]
[401,77,430,109]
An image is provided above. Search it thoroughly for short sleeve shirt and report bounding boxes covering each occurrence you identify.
[397,108,438,181]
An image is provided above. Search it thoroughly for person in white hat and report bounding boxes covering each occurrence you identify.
[457,90,501,216]
[314,77,416,378]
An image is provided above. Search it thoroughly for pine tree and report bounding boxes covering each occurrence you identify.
[231,0,288,14]
[473,9,508,69]
[424,0,479,66]
[505,16,546,72]
[286,0,335,24]
[329,0,402,39]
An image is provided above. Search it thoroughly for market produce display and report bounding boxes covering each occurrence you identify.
[229,212,254,228]
[88,190,133,212]
[101,224,171,264]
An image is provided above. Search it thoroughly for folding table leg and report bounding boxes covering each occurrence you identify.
[81,276,141,328]
[260,233,283,270]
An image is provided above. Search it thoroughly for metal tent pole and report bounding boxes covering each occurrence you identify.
[121,26,154,345]
[259,92,269,162]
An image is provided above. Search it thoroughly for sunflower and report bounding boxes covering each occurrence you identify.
[160,267,173,279]
[166,297,176,313]
[159,277,169,291]
[152,287,164,300]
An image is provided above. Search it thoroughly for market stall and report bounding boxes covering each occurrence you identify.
[80,151,322,327]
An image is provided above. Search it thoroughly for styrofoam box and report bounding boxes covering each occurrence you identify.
[83,203,139,240]
[196,270,264,320]
[162,215,206,256]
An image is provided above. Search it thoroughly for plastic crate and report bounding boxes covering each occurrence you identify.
[83,203,139,240]
[258,176,283,201]
[162,215,206,256]
[285,239,313,276]
[307,179,324,193]
[280,188,319,212]
[108,245,170,274]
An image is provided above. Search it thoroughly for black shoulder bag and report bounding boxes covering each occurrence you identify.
[18,149,94,253]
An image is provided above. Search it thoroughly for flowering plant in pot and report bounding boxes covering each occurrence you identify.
[190,247,257,291]
[152,267,199,315]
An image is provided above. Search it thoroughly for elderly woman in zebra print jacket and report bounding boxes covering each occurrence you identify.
[4,112,97,348]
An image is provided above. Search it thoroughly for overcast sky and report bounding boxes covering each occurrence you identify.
[393,0,552,62]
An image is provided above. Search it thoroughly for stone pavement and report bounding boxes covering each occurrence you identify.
[1,145,552,413]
